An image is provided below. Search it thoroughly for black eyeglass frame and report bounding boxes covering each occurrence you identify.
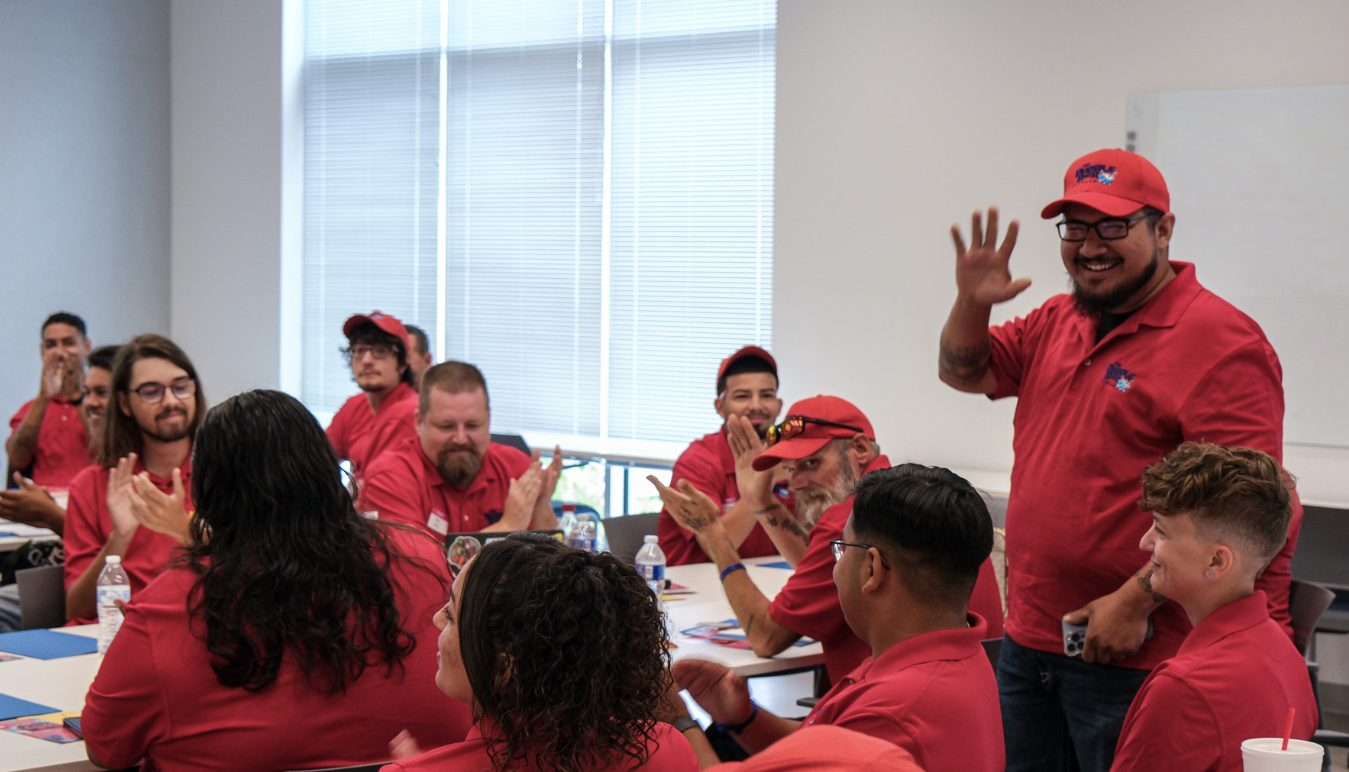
[829,539,891,570]
[126,377,197,405]
[765,415,866,446]
[1055,213,1151,242]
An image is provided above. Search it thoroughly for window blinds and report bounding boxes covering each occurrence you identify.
[303,0,775,446]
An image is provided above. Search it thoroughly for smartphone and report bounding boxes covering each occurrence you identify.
[63,717,82,739]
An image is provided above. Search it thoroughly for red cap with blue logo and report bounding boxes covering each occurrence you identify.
[1041,148,1170,219]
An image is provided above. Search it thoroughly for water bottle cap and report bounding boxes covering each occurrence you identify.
[644,535,659,543]
[105,555,121,564]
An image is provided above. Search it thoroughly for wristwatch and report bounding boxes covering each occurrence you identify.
[673,715,701,733]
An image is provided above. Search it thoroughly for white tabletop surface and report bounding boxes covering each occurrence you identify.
[0,625,99,772]
[0,520,60,553]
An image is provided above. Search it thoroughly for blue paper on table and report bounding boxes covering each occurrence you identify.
[0,532,19,538]
[759,560,792,570]
[0,629,99,660]
[0,694,60,722]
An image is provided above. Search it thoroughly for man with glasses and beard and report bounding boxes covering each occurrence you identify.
[326,311,420,487]
[938,149,1295,772]
[360,361,562,540]
[656,396,1003,686]
[658,346,796,566]
[63,335,205,623]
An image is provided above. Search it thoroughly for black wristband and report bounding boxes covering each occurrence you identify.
[715,702,759,734]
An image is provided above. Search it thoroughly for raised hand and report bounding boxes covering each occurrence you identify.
[106,455,140,539]
[128,468,193,545]
[649,477,721,535]
[39,348,66,399]
[0,473,65,532]
[951,206,1031,307]
[726,415,774,508]
[672,658,753,727]
[503,459,544,529]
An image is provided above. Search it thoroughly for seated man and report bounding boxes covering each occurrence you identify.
[64,334,203,623]
[326,311,419,485]
[654,395,1004,685]
[658,346,792,566]
[2,344,119,535]
[361,361,561,539]
[669,464,1005,772]
[7,312,94,489]
[1111,443,1317,772]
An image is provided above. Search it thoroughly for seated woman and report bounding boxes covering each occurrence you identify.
[384,533,699,772]
[83,389,473,771]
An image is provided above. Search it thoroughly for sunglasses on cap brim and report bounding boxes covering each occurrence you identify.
[764,414,865,447]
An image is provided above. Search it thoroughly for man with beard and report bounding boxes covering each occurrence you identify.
[938,149,1293,772]
[63,334,205,623]
[360,361,562,540]
[2,344,120,535]
[326,311,419,486]
[657,396,1004,685]
[658,346,795,566]
[7,313,95,489]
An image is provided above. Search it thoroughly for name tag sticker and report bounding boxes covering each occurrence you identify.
[427,511,449,535]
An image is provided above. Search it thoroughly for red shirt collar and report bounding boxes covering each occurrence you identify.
[1076,261,1203,347]
[864,455,890,476]
[853,612,989,680]
[1177,590,1270,656]
[376,382,416,415]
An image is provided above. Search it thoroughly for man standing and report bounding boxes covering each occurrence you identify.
[655,396,1003,685]
[326,311,419,484]
[361,361,562,539]
[658,346,791,566]
[63,334,203,623]
[7,313,94,488]
[938,148,1297,771]
[405,324,434,388]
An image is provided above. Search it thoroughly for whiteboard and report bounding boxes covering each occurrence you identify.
[1127,85,1349,449]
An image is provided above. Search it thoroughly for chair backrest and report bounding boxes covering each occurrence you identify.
[490,434,531,455]
[600,512,661,564]
[981,637,1003,669]
[1289,578,1336,656]
[16,563,66,630]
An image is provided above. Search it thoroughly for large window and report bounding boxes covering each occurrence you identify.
[303,0,775,452]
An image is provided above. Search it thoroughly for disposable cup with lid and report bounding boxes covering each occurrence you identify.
[1240,738,1323,772]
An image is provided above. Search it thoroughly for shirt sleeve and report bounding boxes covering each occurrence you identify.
[8,401,31,435]
[1110,674,1219,772]
[62,467,105,593]
[768,514,848,643]
[987,309,1040,401]
[658,444,725,565]
[824,711,919,762]
[1177,339,1284,460]
[359,456,424,530]
[327,404,351,462]
[83,600,168,768]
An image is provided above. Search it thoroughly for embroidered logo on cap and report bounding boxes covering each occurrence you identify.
[1075,163,1118,186]
[1103,361,1136,392]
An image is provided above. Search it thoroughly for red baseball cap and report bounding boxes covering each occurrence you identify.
[752,395,875,471]
[342,310,410,351]
[1040,148,1170,219]
[717,345,778,393]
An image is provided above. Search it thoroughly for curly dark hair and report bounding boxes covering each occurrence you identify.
[342,321,415,388]
[459,534,671,772]
[182,389,445,694]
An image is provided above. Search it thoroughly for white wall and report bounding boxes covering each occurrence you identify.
[0,0,171,473]
[773,0,1349,505]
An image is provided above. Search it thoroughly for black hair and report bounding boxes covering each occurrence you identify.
[42,312,86,339]
[405,324,430,357]
[850,464,993,610]
[342,322,415,388]
[458,534,669,772]
[87,345,120,371]
[182,389,444,694]
[717,354,777,395]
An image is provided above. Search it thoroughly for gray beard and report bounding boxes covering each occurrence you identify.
[792,455,858,528]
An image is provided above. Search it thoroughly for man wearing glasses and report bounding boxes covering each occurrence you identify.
[326,311,419,486]
[938,148,1294,771]
[655,396,1003,686]
[62,334,205,623]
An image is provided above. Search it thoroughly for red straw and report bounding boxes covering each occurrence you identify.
[1282,707,1296,751]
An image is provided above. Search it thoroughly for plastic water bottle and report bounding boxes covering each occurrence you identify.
[558,503,578,541]
[96,555,131,655]
[635,535,666,598]
[568,513,597,552]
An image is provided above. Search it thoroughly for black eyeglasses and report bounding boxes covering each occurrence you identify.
[765,415,865,446]
[829,539,891,570]
[351,343,396,361]
[1056,213,1150,242]
[127,378,196,405]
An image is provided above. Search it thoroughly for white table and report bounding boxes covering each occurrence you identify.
[0,625,99,772]
[0,521,60,554]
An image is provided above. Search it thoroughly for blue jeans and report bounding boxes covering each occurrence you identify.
[997,633,1151,772]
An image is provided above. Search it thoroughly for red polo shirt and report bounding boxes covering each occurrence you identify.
[1111,591,1318,772]
[766,456,1006,684]
[84,526,472,772]
[360,437,532,540]
[988,262,1298,669]
[803,613,1003,772]
[709,725,921,772]
[659,428,784,566]
[381,721,698,772]
[63,458,192,623]
[8,397,91,488]
[362,396,419,474]
[326,382,417,480]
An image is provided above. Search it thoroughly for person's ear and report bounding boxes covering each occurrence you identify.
[1208,544,1235,581]
[714,395,727,419]
[860,548,887,594]
[1154,212,1175,250]
[117,391,131,417]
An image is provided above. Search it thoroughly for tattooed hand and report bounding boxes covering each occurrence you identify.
[649,476,722,534]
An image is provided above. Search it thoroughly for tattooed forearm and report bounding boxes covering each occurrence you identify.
[938,337,992,387]
[1136,569,1167,603]
[753,502,786,516]
[765,515,809,546]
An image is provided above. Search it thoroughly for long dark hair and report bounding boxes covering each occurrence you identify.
[459,534,671,772]
[99,334,207,467]
[182,389,443,694]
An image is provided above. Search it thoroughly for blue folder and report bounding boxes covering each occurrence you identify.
[0,629,99,660]
[0,694,60,721]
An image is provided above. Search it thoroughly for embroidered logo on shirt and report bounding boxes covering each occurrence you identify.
[483,509,503,525]
[1075,163,1117,186]
[1103,361,1136,392]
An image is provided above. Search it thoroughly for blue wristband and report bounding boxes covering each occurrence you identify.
[719,563,746,582]
[716,702,759,734]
